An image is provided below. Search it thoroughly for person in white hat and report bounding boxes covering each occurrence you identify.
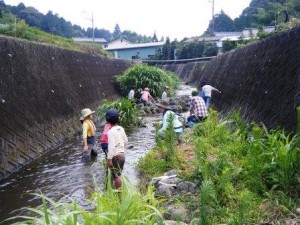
[161,86,170,100]
[80,108,97,161]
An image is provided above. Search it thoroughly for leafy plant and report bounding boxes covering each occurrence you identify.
[98,98,142,128]
[116,64,179,99]
[9,178,163,225]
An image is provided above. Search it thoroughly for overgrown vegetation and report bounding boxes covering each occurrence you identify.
[138,109,300,224]
[0,18,110,56]
[116,64,180,99]
[97,98,142,128]
[137,113,186,177]
[8,178,163,225]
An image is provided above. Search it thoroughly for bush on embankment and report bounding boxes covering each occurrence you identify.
[116,64,180,99]
[137,109,300,224]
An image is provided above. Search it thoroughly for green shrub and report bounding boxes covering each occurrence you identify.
[116,64,179,99]
[97,98,142,128]
[8,178,163,225]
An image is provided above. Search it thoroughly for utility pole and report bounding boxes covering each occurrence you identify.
[92,12,95,42]
[82,10,95,42]
[212,0,215,35]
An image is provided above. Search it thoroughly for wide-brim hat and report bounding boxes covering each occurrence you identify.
[80,108,95,120]
[165,86,170,89]
[156,101,171,110]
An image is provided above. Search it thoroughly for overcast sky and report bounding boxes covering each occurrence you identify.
[4,0,251,41]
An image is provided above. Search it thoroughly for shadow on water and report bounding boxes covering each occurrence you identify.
[0,115,159,224]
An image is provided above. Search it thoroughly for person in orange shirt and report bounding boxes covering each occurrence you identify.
[80,108,98,162]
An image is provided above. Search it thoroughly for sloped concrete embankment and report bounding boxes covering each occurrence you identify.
[166,26,300,132]
[159,61,207,82]
[0,36,135,180]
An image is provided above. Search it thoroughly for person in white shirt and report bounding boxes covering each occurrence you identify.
[201,82,221,109]
[128,86,135,100]
[106,108,128,189]
[161,86,170,100]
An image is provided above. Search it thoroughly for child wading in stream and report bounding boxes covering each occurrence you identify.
[80,108,98,162]
[100,121,112,159]
[105,108,128,189]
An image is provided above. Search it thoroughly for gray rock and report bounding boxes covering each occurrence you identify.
[160,177,182,185]
[164,169,179,176]
[157,184,175,197]
[164,220,188,225]
[177,181,198,194]
[166,205,187,222]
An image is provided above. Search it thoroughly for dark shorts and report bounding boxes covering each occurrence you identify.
[111,153,125,180]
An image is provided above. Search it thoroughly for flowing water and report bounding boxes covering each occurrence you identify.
[0,83,194,224]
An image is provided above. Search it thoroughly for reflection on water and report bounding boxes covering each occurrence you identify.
[0,116,158,224]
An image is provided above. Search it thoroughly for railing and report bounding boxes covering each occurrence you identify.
[141,56,213,65]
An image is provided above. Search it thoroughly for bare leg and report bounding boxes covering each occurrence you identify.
[114,176,122,189]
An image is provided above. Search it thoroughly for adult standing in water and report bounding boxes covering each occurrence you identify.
[80,108,98,162]
[201,81,221,109]
[106,109,128,189]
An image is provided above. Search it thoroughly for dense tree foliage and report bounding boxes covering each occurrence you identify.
[204,0,300,33]
[0,0,153,43]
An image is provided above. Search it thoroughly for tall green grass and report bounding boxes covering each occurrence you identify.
[9,177,163,225]
[191,109,300,223]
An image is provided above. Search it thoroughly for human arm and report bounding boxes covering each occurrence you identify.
[82,122,89,152]
[158,111,171,133]
[107,130,115,167]
[211,86,221,93]
[149,92,154,102]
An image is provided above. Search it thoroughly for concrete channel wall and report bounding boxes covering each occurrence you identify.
[163,26,300,132]
[0,36,135,180]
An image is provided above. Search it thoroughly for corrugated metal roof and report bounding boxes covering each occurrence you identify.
[72,37,107,43]
[105,41,165,51]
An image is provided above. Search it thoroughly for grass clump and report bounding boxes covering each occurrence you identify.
[98,98,142,128]
[189,109,300,223]
[8,178,163,225]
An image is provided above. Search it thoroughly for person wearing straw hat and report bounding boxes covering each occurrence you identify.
[161,86,170,100]
[80,108,97,162]
[156,101,183,137]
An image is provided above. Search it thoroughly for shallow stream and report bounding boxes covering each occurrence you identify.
[0,83,194,224]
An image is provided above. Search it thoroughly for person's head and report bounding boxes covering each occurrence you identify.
[144,87,149,91]
[131,86,135,90]
[200,81,207,87]
[105,108,120,125]
[80,108,95,121]
[156,101,171,113]
[192,90,199,96]
[164,86,170,91]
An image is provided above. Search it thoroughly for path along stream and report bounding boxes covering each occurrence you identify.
[0,83,194,224]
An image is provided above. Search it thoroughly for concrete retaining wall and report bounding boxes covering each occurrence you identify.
[164,26,300,132]
[0,36,135,180]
